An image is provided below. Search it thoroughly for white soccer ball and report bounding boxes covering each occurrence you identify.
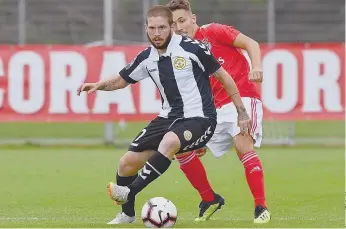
[141,197,178,228]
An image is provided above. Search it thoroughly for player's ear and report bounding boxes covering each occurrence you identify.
[171,22,177,31]
[192,14,197,24]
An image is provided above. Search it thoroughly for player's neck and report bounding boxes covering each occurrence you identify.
[192,24,199,38]
[157,48,167,56]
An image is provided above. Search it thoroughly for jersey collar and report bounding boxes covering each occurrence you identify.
[148,33,182,61]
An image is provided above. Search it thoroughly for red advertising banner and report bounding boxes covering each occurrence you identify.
[0,44,344,122]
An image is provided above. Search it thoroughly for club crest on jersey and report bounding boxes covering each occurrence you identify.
[173,57,186,70]
[201,38,212,50]
[183,130,193,141]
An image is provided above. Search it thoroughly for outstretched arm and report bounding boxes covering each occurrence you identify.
[78,48,151,95]
[77,74,128,95]
[96,74,128,91]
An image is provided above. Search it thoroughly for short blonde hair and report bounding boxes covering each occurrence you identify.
[146,5,174,25]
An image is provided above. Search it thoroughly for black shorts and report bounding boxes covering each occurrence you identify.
[129,116,217,154]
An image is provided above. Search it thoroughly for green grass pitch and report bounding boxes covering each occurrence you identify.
[0,120,344,141]
[0,145,344,228]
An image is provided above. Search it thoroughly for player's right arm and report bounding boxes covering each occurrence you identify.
[97,75,129,91]
[77,48,150,95]
[77,74,127,95]
[207,23,263,82]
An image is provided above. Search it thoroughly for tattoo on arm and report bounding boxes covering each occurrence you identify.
[236,106,249,121]
[98,77,128,91]
[214,67,250,121]
[98,80,116,90]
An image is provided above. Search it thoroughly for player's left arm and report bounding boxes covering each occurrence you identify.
[196,43,251,135]
[213,67,251,135]
[233,33,263,82]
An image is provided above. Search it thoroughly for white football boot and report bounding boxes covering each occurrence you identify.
[107,212,136,225]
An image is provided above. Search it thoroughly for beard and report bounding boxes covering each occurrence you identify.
[147,32,172,50]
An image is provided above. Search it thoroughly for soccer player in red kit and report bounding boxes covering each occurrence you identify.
[168,0,271,224]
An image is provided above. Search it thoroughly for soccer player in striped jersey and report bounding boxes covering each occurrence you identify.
[78,5,251,225]
[168,0,271,224]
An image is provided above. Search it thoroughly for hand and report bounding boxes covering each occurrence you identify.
[77,83,99,96]
[193,147,207,157]
[249,68,263,83]
[237,108,252,135]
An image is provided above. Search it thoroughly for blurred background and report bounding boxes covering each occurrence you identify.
[0,0,344,146]
[0,0,344,44]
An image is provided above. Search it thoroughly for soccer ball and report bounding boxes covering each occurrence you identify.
[141,197,178,228]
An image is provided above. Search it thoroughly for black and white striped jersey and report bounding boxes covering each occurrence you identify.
[119,33,221,120]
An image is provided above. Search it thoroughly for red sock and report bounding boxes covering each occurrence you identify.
[240,151,266,208]
[177,152,215,202]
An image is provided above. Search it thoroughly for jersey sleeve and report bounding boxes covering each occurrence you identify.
[207,23,240,45]
[119,50,150,84]
[196,42,221,75]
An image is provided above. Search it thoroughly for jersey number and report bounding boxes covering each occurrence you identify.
[131,129,147,147]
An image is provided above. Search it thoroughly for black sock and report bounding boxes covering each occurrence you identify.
[128,151,171,198]
[116,173,137,217]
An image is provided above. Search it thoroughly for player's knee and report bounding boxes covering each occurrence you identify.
[233,134,254,156]
[158,132,181,159]
[118,151,144,176]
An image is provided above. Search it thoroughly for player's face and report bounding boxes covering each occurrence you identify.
[146,16,173,50]
[172,9,196,38]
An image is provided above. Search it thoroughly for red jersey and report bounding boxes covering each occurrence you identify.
[194,23,261,108]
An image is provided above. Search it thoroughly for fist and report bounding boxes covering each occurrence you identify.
[77,83,99,96]
[249,68,263,83]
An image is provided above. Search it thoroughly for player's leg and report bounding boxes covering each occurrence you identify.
[176,150,223,222]
[174,118,224,222]
[231,98,270,223]
[176,151,215,202]
[110,117,217,205]
[107,117,167,224]
[107,150,153,225]
[176,122,231,202]
[124,131,179,199]
[176,122,231,221]
[108,117,180,205]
